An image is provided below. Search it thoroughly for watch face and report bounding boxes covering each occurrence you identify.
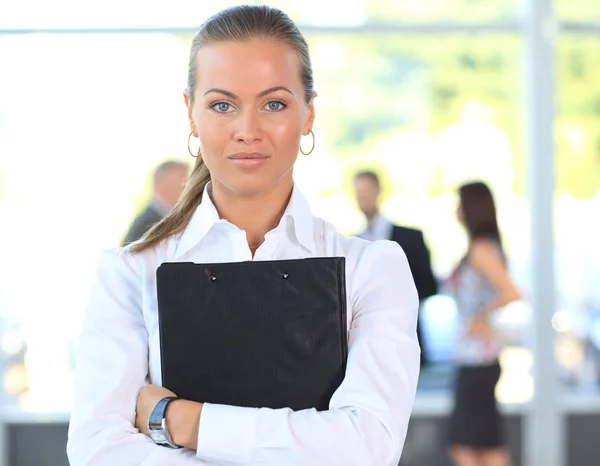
[147,397,182,448]
[149,429,168,444]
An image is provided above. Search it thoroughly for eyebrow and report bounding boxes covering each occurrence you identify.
[203,86,295,99]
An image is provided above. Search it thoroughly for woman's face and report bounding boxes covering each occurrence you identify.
[185,39,315,198]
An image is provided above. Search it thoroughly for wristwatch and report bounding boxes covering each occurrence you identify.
[148,396,182,449]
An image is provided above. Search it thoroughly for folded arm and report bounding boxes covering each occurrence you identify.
[68,241,420,466]
[191,241,420,466]
[67,249,215,465]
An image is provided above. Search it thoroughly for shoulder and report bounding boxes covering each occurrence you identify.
[468,239,504,267]
[136,205,162,222]
[389,226,426,251]
[470,238,501,257]
[391,225,424,239]
[95,239,169,281]
[342,237,418,314]
[126,208,156,237]
[91,239,176,304]
[314,216,413,287]
[350,238,411,273]
[94,246,142,281]
[312,215,408,260]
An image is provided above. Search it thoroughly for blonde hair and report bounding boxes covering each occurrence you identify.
[131,5,314,254]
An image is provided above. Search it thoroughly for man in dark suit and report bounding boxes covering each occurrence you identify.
[122,160,189,246]
[354,170,438,367]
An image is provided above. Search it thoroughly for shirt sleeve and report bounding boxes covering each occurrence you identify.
[66,248,215,466]
[195,240,421,466]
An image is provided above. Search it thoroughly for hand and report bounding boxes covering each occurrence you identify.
[135,384,177,435]
[467,314,494,342]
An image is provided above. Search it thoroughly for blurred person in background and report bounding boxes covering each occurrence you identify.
[354,170,438,367]
[122,160,189,245]
[445,181,521,466]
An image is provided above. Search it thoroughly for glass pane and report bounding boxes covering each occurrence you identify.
[362,0,520,23]
[0,0,520,30]
[0,0,249,30]
[556,0,600,21]
[273,0,520,25]
[303,34,531,403]
[555,36,600,394]
[0,33,192,411]
[0,32,530,412]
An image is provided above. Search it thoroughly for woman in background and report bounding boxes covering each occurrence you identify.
[446,181,521,466]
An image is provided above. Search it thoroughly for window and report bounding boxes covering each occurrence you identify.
[0,32,533,410]
[0,33,191,411]
[363,0,520,23]
[302,35,531,403]
[556,0,600,22]
[554,35,600,393]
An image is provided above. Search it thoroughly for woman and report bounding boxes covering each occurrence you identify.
[447,182,521,466]
[66,6,420,466]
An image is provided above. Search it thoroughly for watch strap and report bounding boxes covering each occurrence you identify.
[148,396,181,449]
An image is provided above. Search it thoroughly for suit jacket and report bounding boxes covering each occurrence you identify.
[389,225,438,300]
[121,204,164,246]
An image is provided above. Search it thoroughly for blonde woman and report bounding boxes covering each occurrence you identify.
[67,6,420,466]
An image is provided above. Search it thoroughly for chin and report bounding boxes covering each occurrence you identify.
[219,165,294,195]
[219,176,282,198]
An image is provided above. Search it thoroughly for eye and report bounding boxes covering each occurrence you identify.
[264,100,286,112]
[211,102,234,113]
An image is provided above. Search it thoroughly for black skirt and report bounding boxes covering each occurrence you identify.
[449,363,503,449]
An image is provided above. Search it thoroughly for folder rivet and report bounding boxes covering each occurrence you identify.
[210,276,217,282]
[282,273,289,279]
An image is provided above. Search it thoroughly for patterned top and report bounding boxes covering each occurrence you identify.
[447,244,503,366]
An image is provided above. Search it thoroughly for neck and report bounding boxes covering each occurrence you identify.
[210,178,294,248]
[151,194,173,215]
[366,210,379,223]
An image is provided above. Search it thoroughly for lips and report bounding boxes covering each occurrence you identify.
[227,152,270,169]
[227,152,270,160]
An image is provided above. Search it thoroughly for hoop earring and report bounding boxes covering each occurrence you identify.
[300,130,315,156]
[188,131,201,158]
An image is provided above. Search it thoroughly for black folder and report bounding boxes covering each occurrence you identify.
[156,258,348,412]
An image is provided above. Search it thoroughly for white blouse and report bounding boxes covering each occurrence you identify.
[67,184,420,466]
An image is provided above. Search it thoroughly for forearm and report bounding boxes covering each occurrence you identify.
[167,399,203,450]
[67,413,210,465]
[195,399,410,465]
[480,291,521,318]
[192,333,420,465]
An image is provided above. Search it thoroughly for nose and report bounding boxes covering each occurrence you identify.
[234,109,262,144]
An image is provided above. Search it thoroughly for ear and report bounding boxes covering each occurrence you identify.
[183,89,197,136]
[302,91,317,136]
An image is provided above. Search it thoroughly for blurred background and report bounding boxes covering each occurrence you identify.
[0,0,598,465]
